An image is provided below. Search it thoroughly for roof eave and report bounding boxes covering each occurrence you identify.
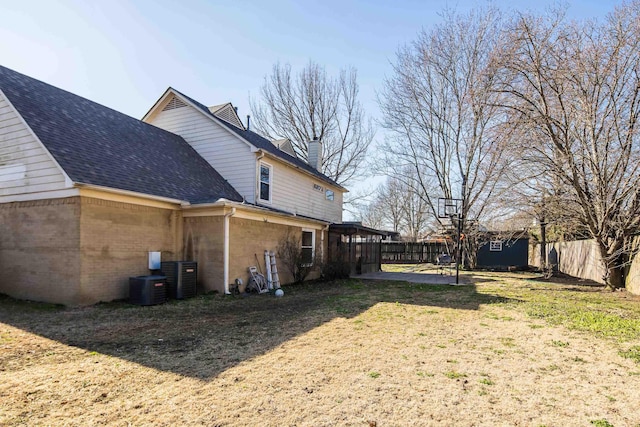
[329,223,389,236]
[185,199,332,224]
[73,182,190,206]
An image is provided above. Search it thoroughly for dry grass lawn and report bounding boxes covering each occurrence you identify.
[2,268,640,426]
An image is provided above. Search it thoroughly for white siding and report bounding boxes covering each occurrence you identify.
[0,91,67,199]
[147,101,256,202]
[146,94,344,222]
[269,158,343,223]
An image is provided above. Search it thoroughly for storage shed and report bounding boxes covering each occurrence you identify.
[477,237,529,270]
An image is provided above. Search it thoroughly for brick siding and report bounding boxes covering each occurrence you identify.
[0,197,82,304]
[79,197,179,304]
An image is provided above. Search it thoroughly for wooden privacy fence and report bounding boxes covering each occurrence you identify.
[381,241,450,264]
[528,238,640,295]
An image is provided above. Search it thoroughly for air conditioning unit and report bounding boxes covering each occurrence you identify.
[129,275,167,306]
[160,261,197,299]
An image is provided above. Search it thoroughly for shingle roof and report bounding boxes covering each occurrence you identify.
[170,88,345,190]
[0,66,242,204]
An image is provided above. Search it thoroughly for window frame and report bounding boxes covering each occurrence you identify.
[301,229,316,266]
[325,189,335,201]
[258,161,272,203]
[489,240,503,252]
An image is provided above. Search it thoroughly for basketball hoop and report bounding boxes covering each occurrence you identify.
[437,198,462,219]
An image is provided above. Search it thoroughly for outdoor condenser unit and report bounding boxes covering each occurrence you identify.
[129,275,167,306]
[160,261,197,299]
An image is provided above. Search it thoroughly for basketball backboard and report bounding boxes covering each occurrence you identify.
[437,198,462,218]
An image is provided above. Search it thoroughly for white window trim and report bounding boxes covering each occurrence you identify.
[258,161,272,204]
[301,228,316,266]
[489,240,503,252]
[325,189,334,201]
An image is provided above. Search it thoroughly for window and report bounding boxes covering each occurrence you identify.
[301,230,315,265]
[259,163,271,202]
[489,240,503,252]
[325,189,334,201]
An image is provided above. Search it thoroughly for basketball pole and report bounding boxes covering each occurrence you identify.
[455,212,461,284]
[455,174,467,285]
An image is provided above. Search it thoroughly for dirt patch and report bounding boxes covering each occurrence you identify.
[1,273,640,426]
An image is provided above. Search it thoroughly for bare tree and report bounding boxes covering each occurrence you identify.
[498,123,591,274]
[355,195,386,231]
[391,169,433,241]
[496,2,640,288]
[401,179,431,241]
[250,61,375,186]
[376,178,406,234]
[378,6,512,267]
[353,179,404,233]
[356,173,433,240]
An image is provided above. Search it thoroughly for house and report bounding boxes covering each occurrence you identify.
[0,65,346,305]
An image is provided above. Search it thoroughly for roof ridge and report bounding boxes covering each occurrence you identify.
[0,66,188,142]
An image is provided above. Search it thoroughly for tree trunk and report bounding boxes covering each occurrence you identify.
[599,243,627,290]
[540,219,547,270]
[463,238,478,269]
[607,265,625,290]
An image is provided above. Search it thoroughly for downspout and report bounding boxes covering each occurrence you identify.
[223,207,236,295]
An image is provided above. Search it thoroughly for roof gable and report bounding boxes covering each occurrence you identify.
[272,138,297,158]
[209,103,245,129]
[0,65,242,204]
[162,88,345,191]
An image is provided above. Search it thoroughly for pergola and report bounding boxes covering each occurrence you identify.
[328,222,389,275]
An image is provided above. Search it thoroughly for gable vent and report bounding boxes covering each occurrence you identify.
[214,104,244,129]
[162,96,187,111]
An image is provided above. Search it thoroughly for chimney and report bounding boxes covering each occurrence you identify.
[246,115,251,130]
[307,138,322,171]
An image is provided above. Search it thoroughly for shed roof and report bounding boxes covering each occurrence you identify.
[330,222,390,237]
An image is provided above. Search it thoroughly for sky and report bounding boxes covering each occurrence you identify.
[0,0,619,197]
